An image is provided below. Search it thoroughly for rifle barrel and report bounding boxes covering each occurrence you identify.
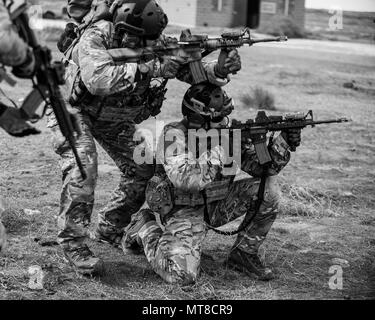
[250,36,288,44]
[311,118,350,125]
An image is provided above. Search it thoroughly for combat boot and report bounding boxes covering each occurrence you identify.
[225,248,275,281]
[121,209,156,255]
[62,241,104,276]
[94,223,123,249]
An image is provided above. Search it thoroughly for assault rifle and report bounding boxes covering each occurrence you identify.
[108,28,287,84]
[230,110,350,165]
[11,7,87,179]
[206,110,350,236]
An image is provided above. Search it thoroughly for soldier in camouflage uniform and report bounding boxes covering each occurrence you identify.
[122,83,302,284]
[0,0,40,252]
[50,0,241,275]
[0,0,39,137]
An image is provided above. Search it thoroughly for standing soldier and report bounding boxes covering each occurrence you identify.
[122,83,302,284]
[0,0,41,253]
[51,0,242,275]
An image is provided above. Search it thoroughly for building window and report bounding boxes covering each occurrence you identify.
[261,2,277,14]
[212,0,223,12]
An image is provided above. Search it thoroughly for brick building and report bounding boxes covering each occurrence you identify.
[158,0,306,30]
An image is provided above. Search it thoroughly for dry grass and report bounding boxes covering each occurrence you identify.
[1,17,375,300]
[279,181,339,218]
[305,9,375,44]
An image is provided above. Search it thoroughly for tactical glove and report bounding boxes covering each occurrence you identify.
[0,104,40,137]
[214,49,242,78]
[159,56,185,79]
[281,128,302,152]
[12,48,36,79]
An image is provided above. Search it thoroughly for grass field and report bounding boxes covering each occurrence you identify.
[0,5,375,300]
[305,8,375,43]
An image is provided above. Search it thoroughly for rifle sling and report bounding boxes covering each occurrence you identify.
[202,164,268,236]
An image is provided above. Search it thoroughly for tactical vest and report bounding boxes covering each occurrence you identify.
[66,19,166,124]
[146,122,231,217]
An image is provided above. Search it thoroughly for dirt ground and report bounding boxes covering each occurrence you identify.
[0,30,375,300]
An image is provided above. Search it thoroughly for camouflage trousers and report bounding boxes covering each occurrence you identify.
[138,176,280,284]
[47,110,154,244]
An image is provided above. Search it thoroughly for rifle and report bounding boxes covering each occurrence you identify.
[230,110,350,165]
[205,110,350,236]
[11,8,87,179]
[108,28,287,84]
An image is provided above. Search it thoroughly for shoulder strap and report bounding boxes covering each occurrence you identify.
[203,165,269,236]
[63,0,113,62]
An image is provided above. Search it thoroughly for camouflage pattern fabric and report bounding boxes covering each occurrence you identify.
[0,2,29,247]
[47,110,153,243]
[139,176,280,284]
[51,19,228,244]
[138,120,290,284]
[0,3,29,67]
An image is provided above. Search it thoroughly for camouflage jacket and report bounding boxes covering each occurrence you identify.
[156,120,291,193]
[0,2,28,67]
[65,20,230,122]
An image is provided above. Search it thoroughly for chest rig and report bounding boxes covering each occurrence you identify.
[68,21,167,124]
[146,123,232,218]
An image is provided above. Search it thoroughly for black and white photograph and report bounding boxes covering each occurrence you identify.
[0,0,374,305]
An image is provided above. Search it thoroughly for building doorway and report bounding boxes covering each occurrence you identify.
[247,0,261,28]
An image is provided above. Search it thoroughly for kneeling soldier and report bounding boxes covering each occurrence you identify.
[122,83,301,284]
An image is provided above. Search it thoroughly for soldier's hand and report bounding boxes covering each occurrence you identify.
[0,106,41,137]
[281,128,302,152]
[159,56,186,79]
[12,48,36,79]
[215,49,241,78]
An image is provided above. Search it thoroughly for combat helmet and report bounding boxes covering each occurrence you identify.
[182,83,234,126]
[111,0,168,40]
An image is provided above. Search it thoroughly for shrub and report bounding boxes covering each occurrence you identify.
[240,86,277,111]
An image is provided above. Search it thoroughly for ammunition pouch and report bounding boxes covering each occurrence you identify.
[146,173,231,218]
[74,80,167,124]
[69,74,93,107]
[146,175,174,218]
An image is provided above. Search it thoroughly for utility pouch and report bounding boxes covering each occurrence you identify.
[204,178,231,202]
[146,175,174,218]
